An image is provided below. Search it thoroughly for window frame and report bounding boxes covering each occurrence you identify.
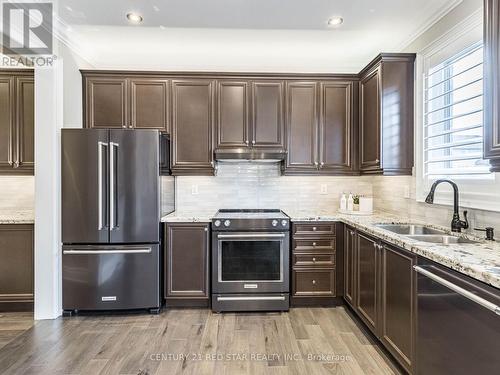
[415,9,500,213]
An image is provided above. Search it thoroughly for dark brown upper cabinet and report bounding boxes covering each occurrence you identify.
[484,0,500,172]
[171,79,215,176]
[284,81,318,173]
[359,54,415,175]
[165,222,210,306]
[251,81,285,148]
[284,80,357,175]
[216,80,250,149]
[215,80,284,152]
[130,78,169,131]
[83,74,168,132]
[0,70,34,175]
[320,81,357,174]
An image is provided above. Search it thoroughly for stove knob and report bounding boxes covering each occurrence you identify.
[224,220,231,227]
[272,220,278,227]
[281,220,288,227]
[214,220,221,227]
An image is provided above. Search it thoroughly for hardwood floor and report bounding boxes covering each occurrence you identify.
[0,312,34,351]
[0,307,401,375]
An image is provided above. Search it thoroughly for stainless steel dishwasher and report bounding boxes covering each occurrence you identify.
[415,257,500,375]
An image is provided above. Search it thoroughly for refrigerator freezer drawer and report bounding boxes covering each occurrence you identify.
[62,244,160,311]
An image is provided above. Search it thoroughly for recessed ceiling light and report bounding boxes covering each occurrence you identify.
[328,17,344,27]
[126,12,143,24]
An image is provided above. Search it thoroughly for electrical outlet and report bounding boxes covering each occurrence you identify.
[404,185,410,199]
[191,184,199,195]
[320,184,328,195]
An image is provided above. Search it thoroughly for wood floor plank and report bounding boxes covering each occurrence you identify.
[0,307,401,375]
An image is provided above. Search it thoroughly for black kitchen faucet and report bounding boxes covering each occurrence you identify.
[425,179,469,233]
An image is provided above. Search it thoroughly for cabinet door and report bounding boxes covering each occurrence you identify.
[293,269,336,297]
[356,232,379,333]
[171,80,215,175]
[381,244,415,373]
[16,77,34,173]
[85,77,128,128]
[319,82,354,173]
[360,67,381,172]
[0,224,34,311]
[0,77,14,173]
[251,81,285,148]
[216,80,249,149]
[344,226,356,307]
[130,78,168,131]
[284,82,318,172]
[165,223,209,299]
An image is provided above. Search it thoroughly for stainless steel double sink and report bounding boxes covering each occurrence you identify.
[375,224,478,245]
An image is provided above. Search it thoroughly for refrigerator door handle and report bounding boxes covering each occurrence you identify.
[109,142,119,230]
[97,141,108,230]
[63,248,152,255]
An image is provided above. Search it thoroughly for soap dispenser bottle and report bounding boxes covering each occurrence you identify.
[340,193,347,211]
[347,193,354,212]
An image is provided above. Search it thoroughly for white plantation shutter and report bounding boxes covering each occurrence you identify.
[423,42,490,177]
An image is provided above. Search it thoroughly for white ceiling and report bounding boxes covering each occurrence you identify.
[55,0,465,72]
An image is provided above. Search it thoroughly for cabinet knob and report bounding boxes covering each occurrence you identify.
[312,242,317,247]
[312,257,316,262]
[252,140,255,145]
[312,280,316,285]
[314,162,319,167]
[312,227,317,231]
[245,140,249,146]
[13,161,19,169]
[204,228,208,232]
[320,162,324,167]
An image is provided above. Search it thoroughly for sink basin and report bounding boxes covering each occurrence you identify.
[406,235,478,245]
[376,224,446,235]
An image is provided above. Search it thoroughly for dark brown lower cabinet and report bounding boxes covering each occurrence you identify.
[343,226,356,307]
[356,232,379,333]
[380,243,415,374]
[164,222,210,307]
[0,224,34,311]
[291,222,339,306]
[344,227,416,374]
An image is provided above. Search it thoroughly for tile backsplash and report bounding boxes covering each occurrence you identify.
[174,162,372,215]
[0,176,34,211]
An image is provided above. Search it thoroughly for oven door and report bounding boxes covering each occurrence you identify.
[212,232,289,294]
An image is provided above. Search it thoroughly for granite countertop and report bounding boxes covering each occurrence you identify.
[290,211,500,289]
[161,211,215,223]
[161,210,500,289]
[0,210,35,224]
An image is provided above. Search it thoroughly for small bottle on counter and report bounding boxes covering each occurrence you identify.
[340,193,347,211]
[347,193,354,212]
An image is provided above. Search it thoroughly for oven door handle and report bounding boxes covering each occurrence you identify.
[217,233,286,239]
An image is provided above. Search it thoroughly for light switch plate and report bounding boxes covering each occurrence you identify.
[320,184,328,195]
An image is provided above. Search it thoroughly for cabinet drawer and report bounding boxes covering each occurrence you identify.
[293,253,335,267]
[293,223,336,236]
[293,239,335,252]
[293,269,336,297]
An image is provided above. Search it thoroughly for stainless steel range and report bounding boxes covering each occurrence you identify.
[211,209,290,312]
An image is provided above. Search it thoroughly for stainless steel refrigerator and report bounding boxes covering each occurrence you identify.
[61,129,174,314]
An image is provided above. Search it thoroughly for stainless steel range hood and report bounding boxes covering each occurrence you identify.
[214,148,286,162]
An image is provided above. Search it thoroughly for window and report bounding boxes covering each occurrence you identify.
[423,42,489,178]
[416,10,500,212]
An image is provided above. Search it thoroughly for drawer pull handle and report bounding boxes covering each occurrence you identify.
[312,280,316,285]
[312,257,316,262]
[312,227,317,231]
[312,242,317,247]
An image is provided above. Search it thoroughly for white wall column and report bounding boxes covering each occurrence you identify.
[34,60,63,320]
